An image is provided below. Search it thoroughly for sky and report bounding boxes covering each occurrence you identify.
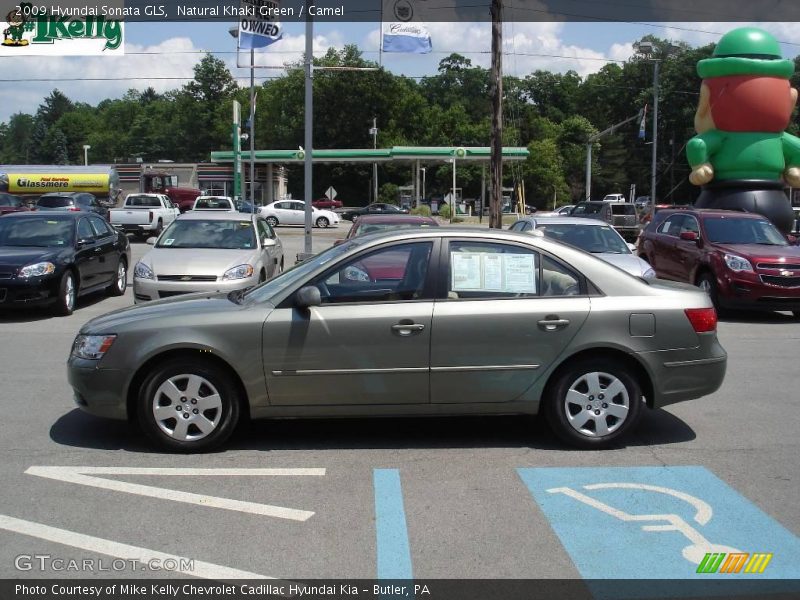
[2,20,800,122]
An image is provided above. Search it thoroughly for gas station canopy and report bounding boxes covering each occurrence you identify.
[210,146,530,164]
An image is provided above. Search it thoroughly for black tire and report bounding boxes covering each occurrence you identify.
[697,271,721,311]
[792,310,800,320]
[544,358,643,449]
[266,216,279,228]
[137,358,241,453]
[107,258,127,296]
[54,270,77,316]
[316,216,330,228]
[258,269,266,283]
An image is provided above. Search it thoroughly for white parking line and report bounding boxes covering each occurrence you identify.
[0,514,272,579]
[26,466,325,522]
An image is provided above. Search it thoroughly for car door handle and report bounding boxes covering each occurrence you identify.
[391,322,425,336]
[537,316,570,331]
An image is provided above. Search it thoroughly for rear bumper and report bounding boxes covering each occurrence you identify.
[637,335,727,408]
[112,223,155,233]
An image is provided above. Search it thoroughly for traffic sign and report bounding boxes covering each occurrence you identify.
[325,186,338,200]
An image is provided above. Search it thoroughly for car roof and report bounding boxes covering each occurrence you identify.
[661,208,766,220]
[518,216,612,226]
[355,215,436,224]
[177,211,259,222]
[39,192,86,198]
[1,210,81,220]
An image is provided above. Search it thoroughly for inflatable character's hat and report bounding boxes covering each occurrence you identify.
[697,27,794,79]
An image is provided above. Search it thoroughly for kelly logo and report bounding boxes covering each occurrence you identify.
[696,552,773,574]
[1,2,124,55]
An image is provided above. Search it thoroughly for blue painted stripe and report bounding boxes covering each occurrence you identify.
[373,468,413,580]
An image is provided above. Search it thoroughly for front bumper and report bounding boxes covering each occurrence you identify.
[0,276,60,308]
[133,273,259,303]
[637,334,727,408]
[68,357,130,420]
[717,270,800,311]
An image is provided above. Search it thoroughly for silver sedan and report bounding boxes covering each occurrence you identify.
[510,216,655,279]
[69,228,726,452]
[132,212,283,303]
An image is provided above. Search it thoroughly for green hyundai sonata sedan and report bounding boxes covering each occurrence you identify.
[68,228,726,452]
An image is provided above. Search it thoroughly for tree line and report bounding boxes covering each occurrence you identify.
[2,37,799,206]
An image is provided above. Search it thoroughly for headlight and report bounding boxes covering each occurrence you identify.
[642,266,656,279]
[19,261,55,278]
[222,264,254,280]
[723,253,753,272]
[134,262,154,279]
[72,335,116,360]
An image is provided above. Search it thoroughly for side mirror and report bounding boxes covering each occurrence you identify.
[679,231,699,242]
[262,237,276,247]
[146,237,157,245]
[295,285,321,308]
[76,238,92,248]
[627,243,637,252]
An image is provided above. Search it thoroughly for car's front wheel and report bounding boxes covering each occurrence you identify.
[316,216,329,228]
[137,359,241,452]
[107,258,127,296]
[54,271,77,316]
[266,216,278,228]
[544,358,643,449]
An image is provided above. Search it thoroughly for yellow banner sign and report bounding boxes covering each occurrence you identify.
[9,173,110,194]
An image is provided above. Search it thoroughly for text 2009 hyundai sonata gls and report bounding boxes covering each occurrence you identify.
[68,228,726,452]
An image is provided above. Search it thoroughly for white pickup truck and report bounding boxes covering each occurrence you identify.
[109,194,180,238]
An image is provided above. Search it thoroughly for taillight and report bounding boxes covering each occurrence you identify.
[68,207,81,212]
[149,210,153,222]
[684,307,717,333]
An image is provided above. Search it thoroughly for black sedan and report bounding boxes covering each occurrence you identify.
[0,212,130,315]
[341,203,409,221]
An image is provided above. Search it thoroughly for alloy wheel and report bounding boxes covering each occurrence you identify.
[151,374,223,442]
[564,371,630,437]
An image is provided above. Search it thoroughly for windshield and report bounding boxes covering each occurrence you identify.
[536,223,630,254]
[0,217,74,247]
[243,240,358,303]
[157,219,257,249]
[703,217,787,246]
[572,203,604,215]
[0,195,22,207]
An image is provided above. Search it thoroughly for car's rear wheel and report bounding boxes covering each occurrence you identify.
[266,216,278,228]
[544,358,643,449]
[54,271,77,316]
[137,359,241,452]
[316,216,329,228]
[107,258,127,296]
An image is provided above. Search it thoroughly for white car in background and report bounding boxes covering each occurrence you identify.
[133,212,284,303]
[192,196,236,212]
[509,216,655,279]
[260,200,339,228]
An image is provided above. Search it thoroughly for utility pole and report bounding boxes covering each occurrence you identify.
[370,117,378,202]
[303,14,313,256]
[488,0,503,229]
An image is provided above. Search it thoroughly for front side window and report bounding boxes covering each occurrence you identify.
[77,218,95,241]
[313,242,433,304]
[89,216,113,237]
[658,215,685,237]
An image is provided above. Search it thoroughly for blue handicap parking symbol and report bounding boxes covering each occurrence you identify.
[517,466,800,588]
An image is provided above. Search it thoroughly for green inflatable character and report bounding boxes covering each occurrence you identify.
[688,27,798,233]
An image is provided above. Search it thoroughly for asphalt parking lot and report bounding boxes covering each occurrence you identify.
[0,224,799,585]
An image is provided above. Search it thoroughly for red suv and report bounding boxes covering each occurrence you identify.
[638,209,800,316]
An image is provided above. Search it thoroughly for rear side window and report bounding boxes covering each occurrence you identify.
[37,196,72,208]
